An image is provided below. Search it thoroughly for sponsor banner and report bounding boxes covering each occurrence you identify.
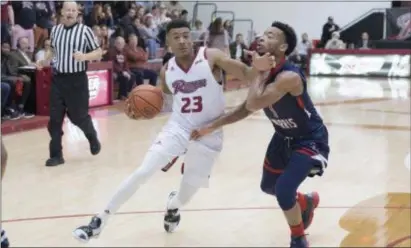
[385,8,411,40]
[87,70,110,107]
[309,53,410,77]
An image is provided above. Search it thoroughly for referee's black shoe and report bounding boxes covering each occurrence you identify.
[88,136,101,155]
[45,157,65,167]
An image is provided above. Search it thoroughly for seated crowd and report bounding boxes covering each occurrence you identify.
[0,1,192,121]
[0,1,378,123]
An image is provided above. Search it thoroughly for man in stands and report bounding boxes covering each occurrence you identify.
[320,16,340,48]
[325,31,345,49]
[125,33,157,87]
[356,32,374,49]
[229,33,249,65]
[105,36,135,100]
[289,33,312,70]
[1,1,14,44]
[11,1,36,53]
[1,40,34,119]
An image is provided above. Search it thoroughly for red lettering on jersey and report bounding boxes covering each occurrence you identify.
[172,79,207,94]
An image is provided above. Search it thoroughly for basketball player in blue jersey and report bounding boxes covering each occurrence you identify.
[1,139,10,248]
[191,22,329,248]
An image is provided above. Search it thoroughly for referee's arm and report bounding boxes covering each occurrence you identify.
[79,26,103,61]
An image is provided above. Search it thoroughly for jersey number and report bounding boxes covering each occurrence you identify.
[181,96,203,113]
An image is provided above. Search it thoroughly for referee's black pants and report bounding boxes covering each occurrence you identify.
[48,71,97,158]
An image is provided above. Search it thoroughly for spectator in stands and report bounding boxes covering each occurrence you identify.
[141,14,159,59]
[110,26,126,47]
[180,9,189,22]
[92,25,102,46]
[106,36,135,100]
[1,1,15,44]
[205,17,229,54]
[100,24,110,51]
[136,5,146,21]
[155,3,171,25]
[191,20,205,41]
[77,13,84,24]
[81,0,93,16]
[320,16,340,48]
[35,38,51,64]
[1,82,11,121]
[34,1,53,50]
[1,40,34,118]
[229,33,249,65]
[136,1,154,11]
[88,4,107,26]
[170,9,180,20]
[248,33,260,52]
[11,1,36,53]
[223,20,234,42]
[289,33,312,69]
[325,31,345,49]
[356,32,374,49]
[103,4,115,29]
[125,17,142,39]
[1,42,20,120]
[112,1,131,21]
[125,34,157,87]
[120,8,136,29]
[166,1,183,12]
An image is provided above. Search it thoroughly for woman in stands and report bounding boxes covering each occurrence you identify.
[125,33,157,87]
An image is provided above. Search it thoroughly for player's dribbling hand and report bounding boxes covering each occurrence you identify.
[190,126,216,140]
[244,49,276,71]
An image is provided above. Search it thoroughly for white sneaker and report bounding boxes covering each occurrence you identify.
[73,216,103,242]
[163,191,181,233]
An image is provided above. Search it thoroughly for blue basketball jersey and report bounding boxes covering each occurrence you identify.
[262,61,324,138]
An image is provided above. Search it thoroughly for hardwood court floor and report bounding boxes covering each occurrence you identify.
[1,77,410,247]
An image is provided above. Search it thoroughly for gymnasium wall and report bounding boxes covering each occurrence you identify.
[181,0,391,39]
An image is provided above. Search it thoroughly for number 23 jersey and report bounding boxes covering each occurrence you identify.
[164,47,225,130]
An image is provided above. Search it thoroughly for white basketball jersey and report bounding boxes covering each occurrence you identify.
[165,47,225,130]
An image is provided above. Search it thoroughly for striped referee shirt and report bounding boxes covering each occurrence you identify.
[50,23,100,73]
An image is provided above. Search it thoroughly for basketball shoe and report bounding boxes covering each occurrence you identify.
[290,235,309,248]
[72,215,103,242]
[1,229,10,248]
[298,192,320,230]
[163,191,181,233]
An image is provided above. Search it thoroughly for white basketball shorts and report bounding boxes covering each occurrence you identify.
[148,121,223,188]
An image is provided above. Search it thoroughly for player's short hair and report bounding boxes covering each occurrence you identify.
[166,19,191,34]
[271,21,297,56]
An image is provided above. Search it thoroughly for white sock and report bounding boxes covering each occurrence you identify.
[168,181,199,210]
[98,151,170,223]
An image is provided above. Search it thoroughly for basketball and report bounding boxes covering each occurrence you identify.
[128,85,163,119]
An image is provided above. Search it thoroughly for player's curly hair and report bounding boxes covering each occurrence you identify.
[166,19,191,33]
[271,21,297,56]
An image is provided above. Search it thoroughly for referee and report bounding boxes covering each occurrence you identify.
[38,1,103,167]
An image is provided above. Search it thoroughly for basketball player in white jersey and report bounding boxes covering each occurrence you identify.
[73,20,273,242]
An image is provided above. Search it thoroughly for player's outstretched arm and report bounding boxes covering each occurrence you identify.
[190,101,252,140]
[206,48,274,82]
[245,71,303,112]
